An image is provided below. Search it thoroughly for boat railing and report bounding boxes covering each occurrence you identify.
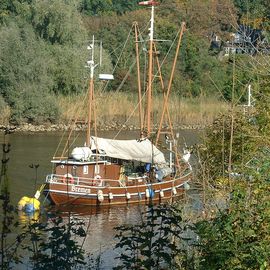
[45,174,125,187]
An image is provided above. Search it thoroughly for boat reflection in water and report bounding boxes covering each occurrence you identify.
[47,194,186,217]
[52,201,188,266]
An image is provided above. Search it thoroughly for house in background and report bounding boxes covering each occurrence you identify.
[223,25,270,56]
[210,25,270,56]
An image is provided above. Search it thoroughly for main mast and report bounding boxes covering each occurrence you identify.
[139,1,159,136]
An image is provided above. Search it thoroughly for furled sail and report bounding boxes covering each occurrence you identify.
[90,137,166,164]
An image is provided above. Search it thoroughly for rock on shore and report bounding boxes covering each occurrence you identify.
[0,122,204,133]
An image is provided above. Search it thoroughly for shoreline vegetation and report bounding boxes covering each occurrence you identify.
[0,93,228,132]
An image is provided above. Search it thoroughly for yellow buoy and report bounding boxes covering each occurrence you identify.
[18,196,31,211]
[18,197,40,211]
[31,198,40,210]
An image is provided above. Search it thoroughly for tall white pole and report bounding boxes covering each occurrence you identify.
[149,6,154,42]
[146,5,155,136]
[86,36,95,147]
[90,35,95,79]
[248,84,251,107]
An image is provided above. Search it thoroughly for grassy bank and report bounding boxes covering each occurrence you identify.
[0,92,228,128]
[58,92,229,128]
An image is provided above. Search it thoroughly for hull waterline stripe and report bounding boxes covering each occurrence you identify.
[45,181,188,198]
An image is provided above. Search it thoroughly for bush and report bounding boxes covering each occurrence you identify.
[9,86,59,124]
[0,95,10,124]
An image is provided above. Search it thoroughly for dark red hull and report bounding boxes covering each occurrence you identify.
[44,174,191,206]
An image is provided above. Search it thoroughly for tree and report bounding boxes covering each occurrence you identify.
[31,0,86,45]
[233,0,270,18]
[112,0,138,15]
[190,50,270,268]
[0,22,59,124]
[79,0,113,16]
[79,0,139,16]
[194,153,270,269]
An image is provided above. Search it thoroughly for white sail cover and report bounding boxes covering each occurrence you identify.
[90,137,166,164]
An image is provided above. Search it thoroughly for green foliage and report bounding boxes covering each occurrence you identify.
[0,22,59,124]
[179,33,230,97]
[197,64,270,181]
[79,0,139,16]
[0,0,266,126]
[80,0,113,16]
[253,80,270,136]
[0,0,33,23]
[10,87,60,124]
[233,0,270,18]
[222,56,255,101]
[114,204,186,270]
[0,95,8,113]
[194,154,270,269]
[49,44,88,95]
[85,6,234,98]
[197,111,261,180]
[31,0,86,45]
[111,0,139,15]
[0,0,89,124]
[23,216,86,270]
[190,56,270,267]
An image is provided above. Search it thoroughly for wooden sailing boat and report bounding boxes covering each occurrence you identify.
[44,1,192,206]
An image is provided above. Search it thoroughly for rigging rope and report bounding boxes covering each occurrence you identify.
[100,26,133,94]
[113,27,182,139]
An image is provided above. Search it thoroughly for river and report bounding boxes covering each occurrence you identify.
[2,129,201,269]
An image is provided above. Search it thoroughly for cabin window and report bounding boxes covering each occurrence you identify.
[72,165,77,176]
[83,165,88,174]
[94,165,100,174]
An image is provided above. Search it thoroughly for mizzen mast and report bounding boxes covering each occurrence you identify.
[85,36,114,147]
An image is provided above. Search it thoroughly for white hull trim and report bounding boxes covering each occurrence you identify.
[44,181,188,199]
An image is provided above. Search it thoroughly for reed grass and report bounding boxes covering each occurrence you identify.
[0,106,11,126]
[57,91,229,128]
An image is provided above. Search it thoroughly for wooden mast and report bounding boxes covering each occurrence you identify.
[86,36,95,147]
[155,22,186,145]
[155,22,186,174]
[153,43,174,141]
[146,4,154,136]
[134,22,143,133]
[139,1,159,136]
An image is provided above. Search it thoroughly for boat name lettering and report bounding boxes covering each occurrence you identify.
[71,185,91,194]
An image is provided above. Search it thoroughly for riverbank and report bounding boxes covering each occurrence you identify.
[0,93,228,132]
[1,122,205,133]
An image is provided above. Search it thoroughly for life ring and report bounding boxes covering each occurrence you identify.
[94,175,101,180]
[94,175,103,186]
[62,173,74,184]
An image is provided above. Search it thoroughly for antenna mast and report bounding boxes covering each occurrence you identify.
[86,36,96,147]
